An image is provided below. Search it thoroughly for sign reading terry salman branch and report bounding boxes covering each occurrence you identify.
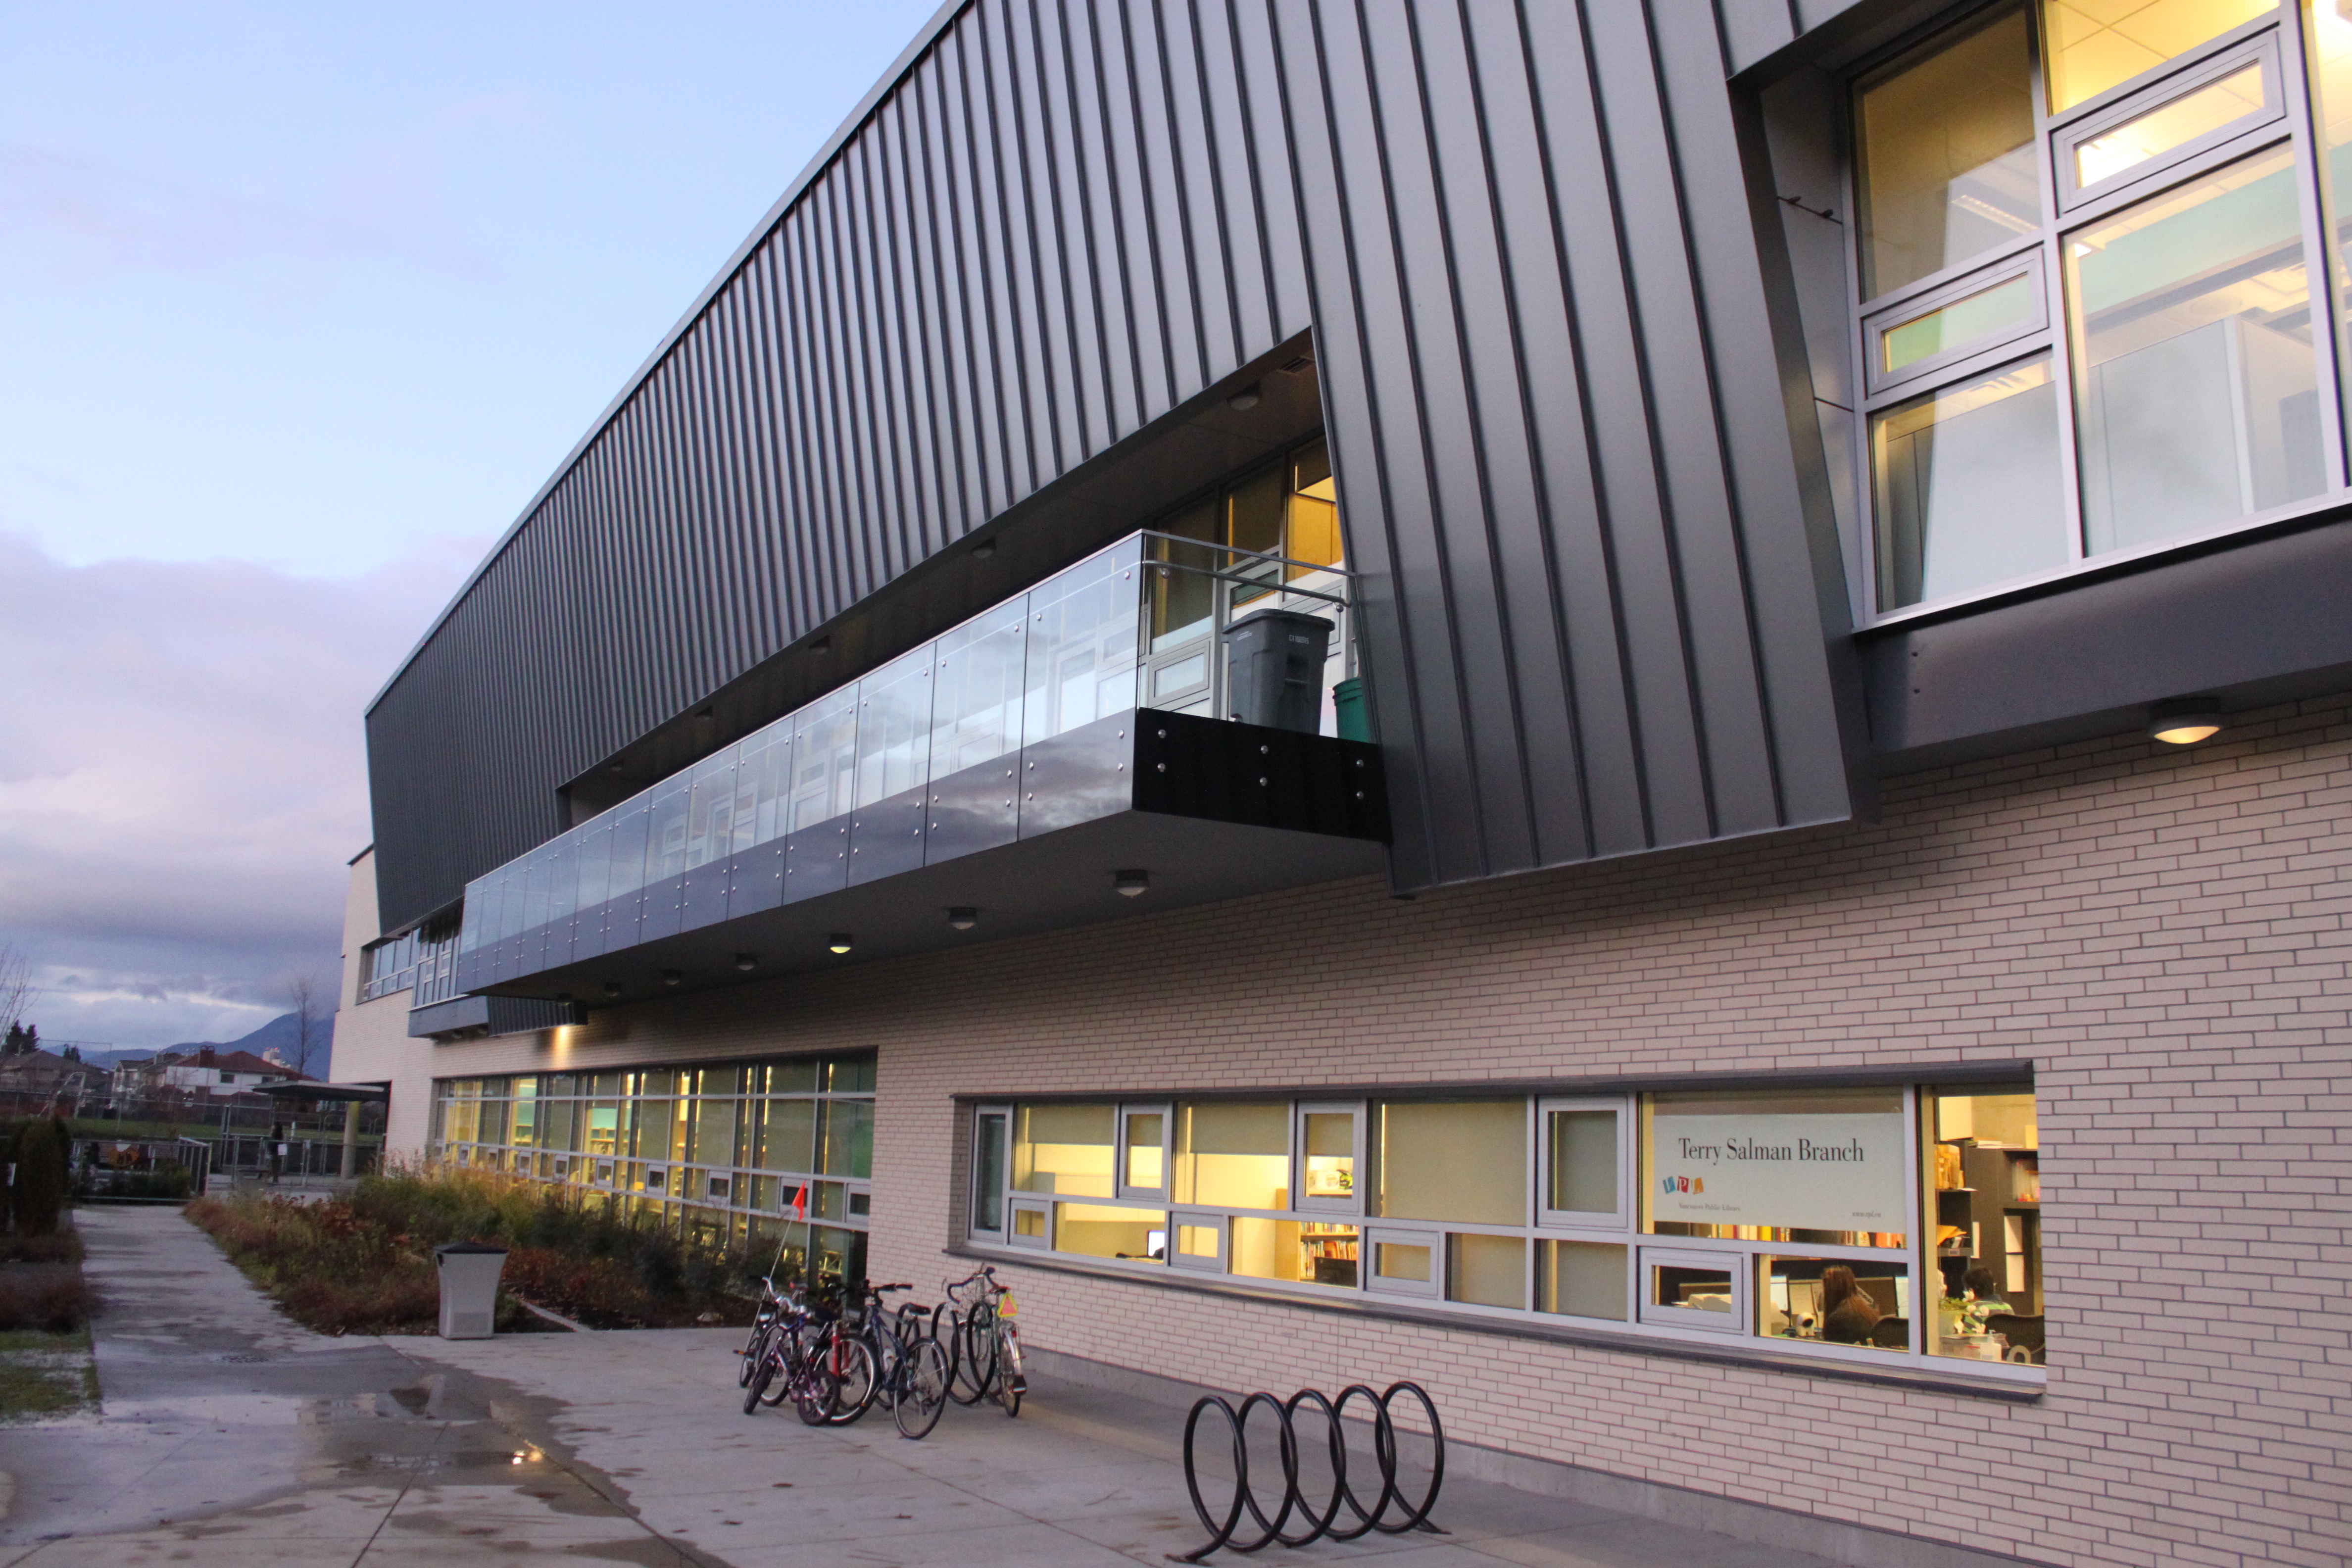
[1650,1091,1906,1235]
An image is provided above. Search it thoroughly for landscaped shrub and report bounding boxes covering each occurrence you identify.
[0,1271,98,1333]
[190,1170,759,1334]
[11,1121,67,1237]
[0,1232,83,1266]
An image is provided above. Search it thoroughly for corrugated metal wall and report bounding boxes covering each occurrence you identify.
[368,0,1860,929]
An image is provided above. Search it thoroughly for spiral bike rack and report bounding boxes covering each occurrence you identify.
[1173,1381,1444,1561]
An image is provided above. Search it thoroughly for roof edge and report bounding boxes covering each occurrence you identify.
[366,0,978,717]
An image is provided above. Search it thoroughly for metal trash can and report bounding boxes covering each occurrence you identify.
[1223,608,1332,733]
[435,1242,508,1339]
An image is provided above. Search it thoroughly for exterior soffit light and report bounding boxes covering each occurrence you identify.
[828,933,855,954]
[661,969,683,987]
[1227,384,1261,410]
[601,980,622,998]
[1114,869,1151,897]
[734,952,758,972]
[2148,700,2225,746]
[947,907,979,931]
[972,539,996,559]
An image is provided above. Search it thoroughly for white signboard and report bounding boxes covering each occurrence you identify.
[1651,1112,1905,1233]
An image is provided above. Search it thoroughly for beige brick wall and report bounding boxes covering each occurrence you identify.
[427,695,2351,1568]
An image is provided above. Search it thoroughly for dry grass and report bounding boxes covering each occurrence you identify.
[190,1173,756,1334]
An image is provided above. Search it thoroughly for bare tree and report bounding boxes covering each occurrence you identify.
[283,974,326,1080]
[0,944,35,1047]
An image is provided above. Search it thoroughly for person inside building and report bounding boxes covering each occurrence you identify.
[1818,1265,1884,1344]
[1962,1265,2009,1311]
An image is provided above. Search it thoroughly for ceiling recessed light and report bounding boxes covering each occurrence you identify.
[2148,700,2224,746]
[601,980,622,998]
[972,539,996,559]
[1114,869,1150,897]
[662,969,683,987]
[828,933,855,954]
[808,635,831,654]
[1226,385,1261,411]
[947,907,979,931]
[735,952,758,973]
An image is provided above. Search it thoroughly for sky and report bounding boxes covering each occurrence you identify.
[0,0,947,1049]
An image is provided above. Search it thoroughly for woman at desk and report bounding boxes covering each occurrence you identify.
[1819,1265,1885,1345]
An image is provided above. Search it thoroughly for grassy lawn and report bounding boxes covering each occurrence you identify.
[0,1328,97,1421]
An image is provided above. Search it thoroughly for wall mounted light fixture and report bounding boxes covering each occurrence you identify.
[947,907,979,931]
[2147,700,2225,746]
[1114,869,1150,897]
[828,933,855,954]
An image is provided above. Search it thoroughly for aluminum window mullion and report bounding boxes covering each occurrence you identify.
[2280,0,2352,492]
[2028,4,2091,573]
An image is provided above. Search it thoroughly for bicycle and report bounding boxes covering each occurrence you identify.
[937,1265,1026,1418]
[852,1283,950,1439]
[736,1269,794,1391]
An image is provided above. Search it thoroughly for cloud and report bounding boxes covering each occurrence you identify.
[0,533,476,1046]
[0,138,494,286]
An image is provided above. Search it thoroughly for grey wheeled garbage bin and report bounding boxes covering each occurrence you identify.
[1222,608,1332,732]
[435,1242,508,1339]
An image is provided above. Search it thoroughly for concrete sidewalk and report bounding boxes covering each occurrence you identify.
[0,1207,1831,1567]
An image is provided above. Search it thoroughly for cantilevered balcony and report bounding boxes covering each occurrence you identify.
[446,532,1386,1011]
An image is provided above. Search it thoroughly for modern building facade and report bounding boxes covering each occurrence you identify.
[332,3,2349,1565]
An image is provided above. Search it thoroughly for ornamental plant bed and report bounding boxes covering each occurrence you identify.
[189,1168,759,1334]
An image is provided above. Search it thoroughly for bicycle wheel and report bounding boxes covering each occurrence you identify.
[759,1322,807,1407]
[893,1337,950,1440]
[741,1344,777,1415]
[737,1319,773,1389]
[823,1337,879,1426]
[952,1311,997,1404]
[792,1352,840,1426]
[995,1326,1023,1419]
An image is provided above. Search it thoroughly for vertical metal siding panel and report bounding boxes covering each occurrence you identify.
[1123,0,1207,403]
[1376,0,1542,876]
[1092,0,1173,423]
[892,83,969,549]
[912,58,989,539]
[830,158,895,590]
[1653,3,1852,827]
[1226,0,1312,341]
[1423,0,1594,867]
[1192,0,1277,366]
[1518,0,1710,848]
[1158,0,1243,380]
[865,114,936,565]
[1046,0,1126,455]
[1273,0,1455,885]
[1002,0,1083,477]
[940,24,1018,521]
[806,185,871,609]
[970,7,1047,500]
[1027,0,1111,463]
[1580,3,1778,838]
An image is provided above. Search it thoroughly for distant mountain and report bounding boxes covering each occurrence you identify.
[102,1013,304,1068]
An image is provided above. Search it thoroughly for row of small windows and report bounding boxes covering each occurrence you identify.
[968,1084,2043,1375]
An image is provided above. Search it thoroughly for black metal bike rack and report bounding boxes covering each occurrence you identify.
[1173,1381,1445,1561]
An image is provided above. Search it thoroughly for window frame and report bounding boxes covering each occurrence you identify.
[969,1103,1012,1240]
[1170,1210,1227,1273]
[2052,31,2286,210]
[1637,1245,1750,1334]
[1536,1093,1634,1231]
[1839,0,2349,628]
[1116,1101,1173,1203]
[1293,1100,1366,1216]
[1364,1224,1443,1299]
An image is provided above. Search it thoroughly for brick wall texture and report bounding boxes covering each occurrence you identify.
[434,696,2352,1568]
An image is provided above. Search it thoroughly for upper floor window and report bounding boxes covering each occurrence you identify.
[1851,1,2352,615]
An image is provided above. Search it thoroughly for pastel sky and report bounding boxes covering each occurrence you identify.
[0,0,946,1048]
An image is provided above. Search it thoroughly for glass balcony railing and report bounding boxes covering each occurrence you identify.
[454,531,1359,994]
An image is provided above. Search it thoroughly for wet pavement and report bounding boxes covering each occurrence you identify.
[0,1208,1837,1567]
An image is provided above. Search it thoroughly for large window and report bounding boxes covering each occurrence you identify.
[1851,1,2345,616]
[429,1053,875,1284]
[973,1080,2045,1382]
